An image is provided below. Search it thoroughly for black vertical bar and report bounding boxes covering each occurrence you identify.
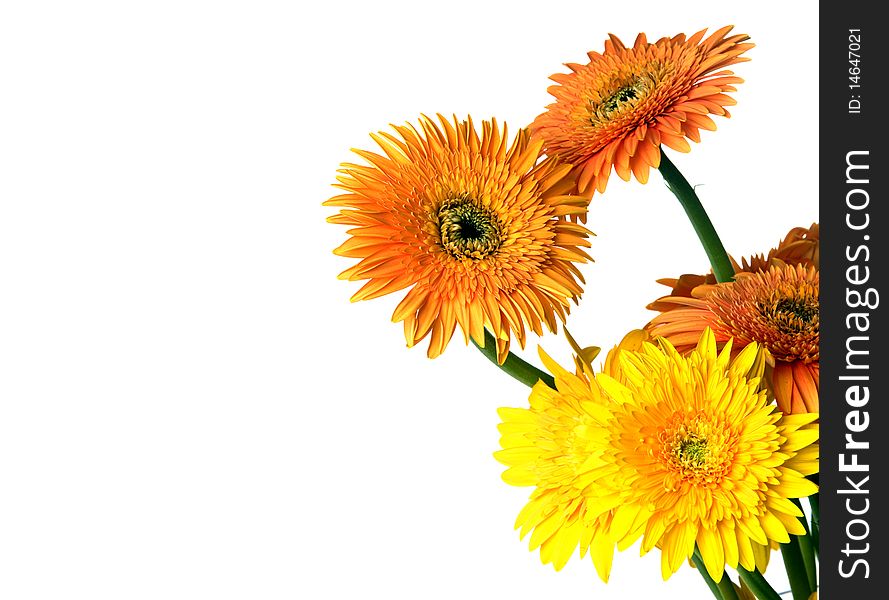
[820,1,886,597]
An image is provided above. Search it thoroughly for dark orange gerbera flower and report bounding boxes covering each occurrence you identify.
[325,115,592,361]
[532,26,753,197]
[647,263,819,414]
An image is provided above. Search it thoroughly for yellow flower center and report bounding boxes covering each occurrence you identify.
[675,433,709,467]
[438,196,503,260]
[659,413,737,490]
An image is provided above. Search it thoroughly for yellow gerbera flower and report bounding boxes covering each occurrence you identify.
[325,115,592,361]
[648,263,819,414]
[495,329,818,582]
[531,26,753,197]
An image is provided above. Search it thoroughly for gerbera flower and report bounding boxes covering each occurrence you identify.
[647,263,819,414]
[531,26,753,197]
[325,115,592,361]
[495,329,818,582]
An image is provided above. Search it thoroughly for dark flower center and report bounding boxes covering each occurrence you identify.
[757,289,820,336]
[438,197,503,260]
[590,74,656,124]
[456,216,484,241]
[601,85,640,114]
[775,297,818,323]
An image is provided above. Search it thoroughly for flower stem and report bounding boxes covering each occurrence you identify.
[472,329,555,389]
[780,537,812,600]
[737,567,782,600]
[658,150,735,283]
[809,493,820,556]
[691,548,728,599]
[796,534,818,593]
[717,575,741,600]
[790,498,818,592]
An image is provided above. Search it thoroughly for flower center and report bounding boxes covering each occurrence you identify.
[438,196,503,260]
[601,84,641,114]
[675,434,709,467]
[589,73,656,124]
[659,413,737,489]
[774,296,817,322]
[758,288,819,335]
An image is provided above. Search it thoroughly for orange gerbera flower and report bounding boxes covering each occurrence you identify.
[325,115,592,361]
[532,26,753,197]
[647,263,819,414]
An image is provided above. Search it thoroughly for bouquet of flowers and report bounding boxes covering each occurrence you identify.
[324,26,819,600]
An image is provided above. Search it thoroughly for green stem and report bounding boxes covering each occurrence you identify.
[809,493,820,557]
[737,567,782,600]
[796,534,818,593]
[472,329,555,389]
[780,539,811,600]
[658,150,735,283]
[790,499,818,592]
[717,575,741,600]
[691,548,727,599]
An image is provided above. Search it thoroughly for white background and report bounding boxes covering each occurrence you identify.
[0,1,818,598]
